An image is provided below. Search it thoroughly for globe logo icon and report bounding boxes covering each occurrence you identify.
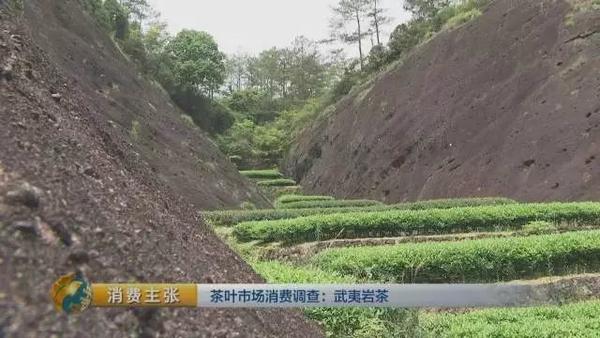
[50,272,92,314]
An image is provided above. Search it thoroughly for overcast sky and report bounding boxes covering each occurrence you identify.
[147,0,411,57]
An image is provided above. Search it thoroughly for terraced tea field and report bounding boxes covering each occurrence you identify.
[207,169,600,337]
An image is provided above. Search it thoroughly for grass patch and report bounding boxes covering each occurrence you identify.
[204,197,517,227]
[129,120,141,142]
[233,202,600,244]
[420,301,600,338]
[240,169,284,180]
[312,230,600,283]
[279,199,383,210]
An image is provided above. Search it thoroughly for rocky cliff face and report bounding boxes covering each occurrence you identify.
[0,0,321,336]
[285,0,600,203]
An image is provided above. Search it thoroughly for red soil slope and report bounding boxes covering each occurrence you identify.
[285,0,600,203]
[0,0,321,336]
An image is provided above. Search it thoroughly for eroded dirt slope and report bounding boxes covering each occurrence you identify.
[25,0,270,210]
[285,0,600,203]
[0,0,321,336]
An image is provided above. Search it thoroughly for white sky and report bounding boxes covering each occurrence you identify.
[147,0,411,57]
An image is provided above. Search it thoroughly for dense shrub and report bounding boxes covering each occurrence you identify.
[327,68,361,104]
[204,208,326,227]
[385,0,490,65]
[279,199,383,210]
[204,198,517,227]
[169,86,235,134]
[387,19,432,61]
[79,0,111,30]
[233,202,600,244]
[401,198,515,210]
[239,169,284,180]
[119,22,146,64]
[225,89,281,124]
[217,119,287,169]
[366,45,388,73]
[313,230,600,283]
[276,195,335,205]
[79,0,232,135]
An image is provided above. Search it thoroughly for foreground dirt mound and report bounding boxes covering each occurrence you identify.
[0,1,321,337]
[285,0,600,203]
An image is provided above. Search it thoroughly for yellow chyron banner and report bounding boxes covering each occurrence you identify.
[92,284,198,308]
